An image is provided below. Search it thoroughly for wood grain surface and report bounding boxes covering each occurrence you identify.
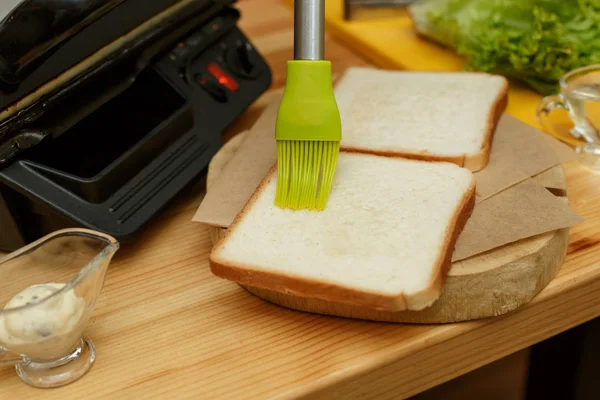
[2,1,600,399]
[206,132,570,323]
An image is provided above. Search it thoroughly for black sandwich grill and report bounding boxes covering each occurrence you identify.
[0,0,272,251]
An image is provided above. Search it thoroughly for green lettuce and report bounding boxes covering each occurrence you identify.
[408,0,600,94]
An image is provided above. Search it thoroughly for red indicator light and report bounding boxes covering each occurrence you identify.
[207,62,239,92]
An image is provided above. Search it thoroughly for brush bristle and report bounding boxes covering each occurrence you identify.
[275,140,340,211]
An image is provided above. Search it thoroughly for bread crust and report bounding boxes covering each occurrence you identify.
[209,158,477,312]
[405,178,476,310]
[340,74,509,173]
[386,14,511,172]
[463,78,509,171]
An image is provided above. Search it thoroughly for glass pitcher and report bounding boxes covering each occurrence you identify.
[0,228,119,388]
[537,64,600,170]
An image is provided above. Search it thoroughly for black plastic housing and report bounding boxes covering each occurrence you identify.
[0,2,272,251]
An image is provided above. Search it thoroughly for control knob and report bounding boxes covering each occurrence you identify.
[225,41,262,80]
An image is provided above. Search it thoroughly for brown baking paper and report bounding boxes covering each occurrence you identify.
[475,115,577,202]
[193,96,279,228]
[193,96,583,261]
[452,179,583,261]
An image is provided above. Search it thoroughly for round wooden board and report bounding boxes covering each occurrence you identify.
[206,131,570,323]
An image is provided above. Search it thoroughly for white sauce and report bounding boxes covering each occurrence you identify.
[0,283,86,360]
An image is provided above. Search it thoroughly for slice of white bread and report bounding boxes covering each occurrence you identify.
[334,67,509,172]
[210,152,476,312]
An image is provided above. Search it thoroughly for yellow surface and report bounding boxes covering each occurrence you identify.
[282,0,584,147]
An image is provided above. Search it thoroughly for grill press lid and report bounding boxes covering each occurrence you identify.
[0,0,231,162]
[0,0,130,89]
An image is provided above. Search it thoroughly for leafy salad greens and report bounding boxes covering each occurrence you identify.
[408,0,600,94]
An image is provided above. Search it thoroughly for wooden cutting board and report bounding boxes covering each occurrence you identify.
[205,132,570,323]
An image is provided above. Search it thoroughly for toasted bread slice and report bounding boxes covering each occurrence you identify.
[334,67,509,171]
[210,152,475,312]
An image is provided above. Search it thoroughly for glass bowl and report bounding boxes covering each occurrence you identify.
[0,228,119,388]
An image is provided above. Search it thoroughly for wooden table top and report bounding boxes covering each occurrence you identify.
[3,0,600,398]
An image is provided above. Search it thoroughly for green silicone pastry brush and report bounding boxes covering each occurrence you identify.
[274,0,342,211]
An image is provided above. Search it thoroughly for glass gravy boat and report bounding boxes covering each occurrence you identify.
[0,228,119,388]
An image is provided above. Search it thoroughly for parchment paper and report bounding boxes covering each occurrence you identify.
[452,179,583,261]
[475,115,577,202]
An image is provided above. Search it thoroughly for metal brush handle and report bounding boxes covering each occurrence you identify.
[294,0,325,60]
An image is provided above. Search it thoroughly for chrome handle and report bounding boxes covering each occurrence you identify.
[294,0,325,60]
